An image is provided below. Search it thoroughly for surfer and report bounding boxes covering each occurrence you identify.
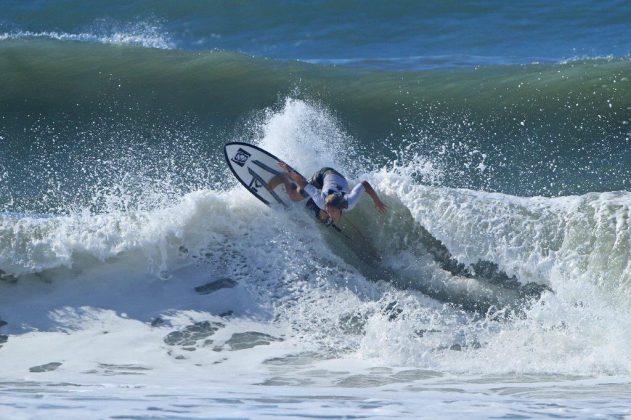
[270,162,387,223]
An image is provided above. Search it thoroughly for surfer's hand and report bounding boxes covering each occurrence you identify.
[374,199,388,214]
[361,180,387,215]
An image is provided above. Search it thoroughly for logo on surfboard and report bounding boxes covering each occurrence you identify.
[248,176,264,192]
[231,148,251,167]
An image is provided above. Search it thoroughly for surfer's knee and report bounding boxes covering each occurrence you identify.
[268,175,284,189]
[288,189,304,201]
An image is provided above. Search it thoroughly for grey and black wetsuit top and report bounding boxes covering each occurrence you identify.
[303,167,365,211]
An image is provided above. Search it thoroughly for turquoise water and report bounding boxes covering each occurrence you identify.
[1,1,630,210]
[0,41,629,212]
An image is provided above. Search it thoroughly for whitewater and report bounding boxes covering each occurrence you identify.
[1,98,631,417]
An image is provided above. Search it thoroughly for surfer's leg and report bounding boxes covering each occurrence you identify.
[268,174,304,201]
[267,174,285,190]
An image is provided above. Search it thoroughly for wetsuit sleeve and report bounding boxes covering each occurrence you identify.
[345,183,365,210]
[304,184,326,210]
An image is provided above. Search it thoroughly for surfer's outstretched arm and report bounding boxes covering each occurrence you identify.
[361,181,387,214]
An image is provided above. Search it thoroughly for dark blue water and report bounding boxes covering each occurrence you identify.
[2,0,630,69]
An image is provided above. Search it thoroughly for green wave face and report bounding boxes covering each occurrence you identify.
[1,40,630,213]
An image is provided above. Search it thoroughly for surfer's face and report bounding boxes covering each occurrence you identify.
[326,205,342,221]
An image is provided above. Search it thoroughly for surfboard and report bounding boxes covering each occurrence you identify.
[223,142,303,207]
[223,142,382,264]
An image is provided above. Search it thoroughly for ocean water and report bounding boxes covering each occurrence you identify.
[1,1,631,418]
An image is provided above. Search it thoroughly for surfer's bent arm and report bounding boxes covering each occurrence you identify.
[361,181,387,214]
[303,184,326,209]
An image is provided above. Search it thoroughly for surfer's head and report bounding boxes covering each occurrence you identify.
[325,193,346,221]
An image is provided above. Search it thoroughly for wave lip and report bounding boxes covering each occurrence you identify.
[0,26,173,49]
